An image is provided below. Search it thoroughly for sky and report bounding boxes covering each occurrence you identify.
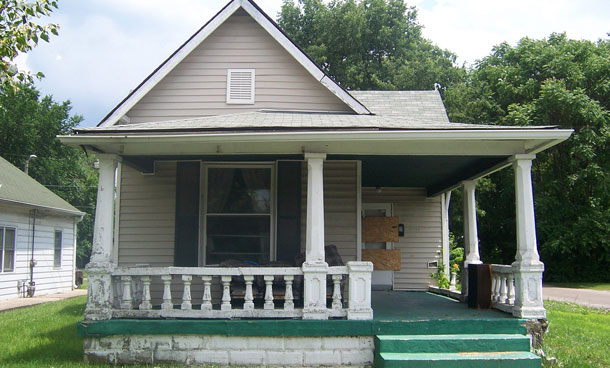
[19,0,610,127]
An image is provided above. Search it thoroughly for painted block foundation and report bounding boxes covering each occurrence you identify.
[83,335,374,367]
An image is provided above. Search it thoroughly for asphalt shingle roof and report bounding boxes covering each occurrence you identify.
[0,156,83,216]
[73,91,552,135]
[350,90,449,121]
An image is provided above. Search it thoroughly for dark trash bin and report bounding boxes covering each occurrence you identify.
[467,264,492,309]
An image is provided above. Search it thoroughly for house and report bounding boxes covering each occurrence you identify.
[0,156,83,301]
[62,0,572,366]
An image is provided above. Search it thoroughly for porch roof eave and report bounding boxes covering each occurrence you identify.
[59,128,573,157]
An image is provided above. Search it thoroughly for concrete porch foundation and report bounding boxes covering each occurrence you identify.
[80,292,531,366]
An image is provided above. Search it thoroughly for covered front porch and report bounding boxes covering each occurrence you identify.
[59,121,572,324]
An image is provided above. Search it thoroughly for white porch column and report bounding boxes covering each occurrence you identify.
[511,155,546,319]
[462,180,482,300]
[85,154,119,320]
[302,153,329,320]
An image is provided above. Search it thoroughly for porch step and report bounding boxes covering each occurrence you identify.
[376,334,531,353]
[374,334,540,368]
[377,352,541,368]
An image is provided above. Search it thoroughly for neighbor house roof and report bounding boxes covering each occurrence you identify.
[0,156,84,217]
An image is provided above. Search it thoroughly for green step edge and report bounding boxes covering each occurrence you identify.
[375,334,532,354]
[377,352,541,368]
[78,318,528,337]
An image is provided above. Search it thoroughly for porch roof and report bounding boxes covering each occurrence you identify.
[74,110,553,134]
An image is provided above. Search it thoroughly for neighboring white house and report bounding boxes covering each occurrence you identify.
[0,156,84,301]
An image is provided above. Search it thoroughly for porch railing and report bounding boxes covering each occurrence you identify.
[490,264,515,314]
[110,265,362,319]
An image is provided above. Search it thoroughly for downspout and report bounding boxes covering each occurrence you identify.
[28,209,37,297]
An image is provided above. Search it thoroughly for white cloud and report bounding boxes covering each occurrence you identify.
[414,0,610,64]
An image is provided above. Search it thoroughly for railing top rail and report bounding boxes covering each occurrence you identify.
[491,264,514,273]
[112,266,304,277]
[328,266,348,275]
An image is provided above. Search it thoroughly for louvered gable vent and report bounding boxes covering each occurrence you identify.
[226,69,255,104]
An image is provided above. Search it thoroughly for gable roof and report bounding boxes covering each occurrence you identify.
[0,156,84,217]
[99,0,370,127]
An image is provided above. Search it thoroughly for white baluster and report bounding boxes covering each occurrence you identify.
[181,275,192,310]
[491,273,500,302]
[284,275,294,311]
[264,275,274,310]
[500,275,508,304]
[507,274,516,305]
[139,276,152,310]
[244,275,255,311]
[221,275,232,312]
[332,274,343,311]
[201,276,212,311]
[120,276,132,310]
[161,275,173,311]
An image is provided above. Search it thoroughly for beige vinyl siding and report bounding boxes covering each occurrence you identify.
[362,188,442,291]
[301,161,358,263]
[125,9,352,124]
[117,162,176,266]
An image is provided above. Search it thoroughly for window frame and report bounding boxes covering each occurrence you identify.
[53,229,62,268]
[200,162,276,266]
[0,226,17,273]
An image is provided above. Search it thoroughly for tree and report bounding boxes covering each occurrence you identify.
[0,0,59,90]
[444,34,610,282]
[278,0,464,91]
[0,83,97,268]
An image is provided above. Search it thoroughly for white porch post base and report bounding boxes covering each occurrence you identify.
[347,261,373,320]
[84,262,115,320]
[512,261,546,319]
[302,261,329,320]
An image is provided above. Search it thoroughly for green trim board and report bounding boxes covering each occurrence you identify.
[78,318,527,338]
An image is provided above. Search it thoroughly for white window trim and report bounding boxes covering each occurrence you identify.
[0,226,17,273]
[200,162,276,266]
[226,69,255,104]
[54,229,63,269]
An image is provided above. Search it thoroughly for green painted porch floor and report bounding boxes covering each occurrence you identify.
[78,292,527,337]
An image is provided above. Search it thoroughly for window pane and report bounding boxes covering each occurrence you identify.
[54,231,62,268]
[4,228,15,272]
[207,168,270,213]
[206,216,270,264]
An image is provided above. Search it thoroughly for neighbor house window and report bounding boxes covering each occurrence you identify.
[0,227,16,272]
[203,164,273,265]
[54,230,62,268]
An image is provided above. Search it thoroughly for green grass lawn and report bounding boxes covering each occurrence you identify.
[545,282,610,291]
[542,300,610,367]
[1,296,608,367]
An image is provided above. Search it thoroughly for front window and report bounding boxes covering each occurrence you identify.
[1,227,16,272]
[203,165,273,265]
